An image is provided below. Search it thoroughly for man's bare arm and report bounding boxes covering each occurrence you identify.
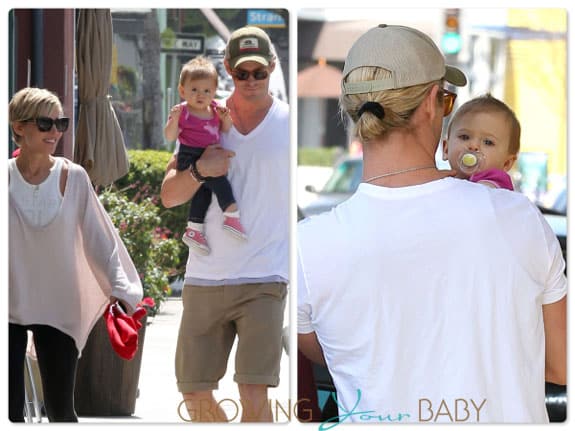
[299,332,326,367]
[543,295,566,385]
[160,145,235,208]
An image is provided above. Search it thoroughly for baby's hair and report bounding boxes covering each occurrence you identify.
[447,94,521,155]
[179,56,218,87]
[340,66,441,143]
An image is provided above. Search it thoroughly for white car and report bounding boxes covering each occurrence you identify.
[301,157,362,218]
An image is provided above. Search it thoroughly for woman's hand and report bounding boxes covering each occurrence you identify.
[110,296,130,314]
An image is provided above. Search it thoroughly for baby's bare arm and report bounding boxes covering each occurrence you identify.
[216,105,232,133]
[164,105,182,141]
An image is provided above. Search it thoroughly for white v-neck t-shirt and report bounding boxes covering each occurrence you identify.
[181,97,290,285]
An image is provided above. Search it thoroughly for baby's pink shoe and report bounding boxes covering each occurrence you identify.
[182,228,210,255]
[223,216,247,240]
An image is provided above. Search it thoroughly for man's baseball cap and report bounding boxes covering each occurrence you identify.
[225,26,274,69]
[342,24,467,95]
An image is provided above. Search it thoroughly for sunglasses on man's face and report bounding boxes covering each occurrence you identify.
[232,68,269,81]
[23,117,70,133]
[442,89,457,117]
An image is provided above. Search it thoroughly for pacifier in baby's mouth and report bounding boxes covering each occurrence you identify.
[457,151,485,176]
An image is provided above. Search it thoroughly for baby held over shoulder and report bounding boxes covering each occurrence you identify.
[442,94,520,191]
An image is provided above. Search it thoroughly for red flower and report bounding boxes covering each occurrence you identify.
[139,297,155,308]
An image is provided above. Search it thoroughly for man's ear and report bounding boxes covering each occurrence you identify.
[428,84,441,120]
[416,84,440,122]
[224,59,233,75]
[268,61,276,73]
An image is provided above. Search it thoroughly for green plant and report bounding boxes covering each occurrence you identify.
[298,146,343,167]
[99,190,179,315]
[114,149,189,277]
[160,27,176,49]
[117,65,138,103]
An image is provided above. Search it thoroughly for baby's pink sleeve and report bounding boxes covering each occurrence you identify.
[470,168,514,191]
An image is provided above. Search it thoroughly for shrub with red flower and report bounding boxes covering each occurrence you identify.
[99,190,179,316]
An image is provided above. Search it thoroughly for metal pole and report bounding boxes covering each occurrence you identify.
[200,9,230,41]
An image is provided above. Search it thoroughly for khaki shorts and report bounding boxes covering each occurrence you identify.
[175,282,287,393]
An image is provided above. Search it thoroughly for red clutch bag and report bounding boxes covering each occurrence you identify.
[104,302,147,360]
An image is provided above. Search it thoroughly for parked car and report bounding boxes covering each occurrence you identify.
[537,189,567,268]
[301,156,362,217]
[551,188,567,214]
[299,156,567,422]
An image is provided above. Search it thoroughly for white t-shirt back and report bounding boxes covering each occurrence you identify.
[298,178,566,423]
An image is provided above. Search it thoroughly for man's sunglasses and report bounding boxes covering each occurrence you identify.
[442,89,457,117]
[232,68,269,81]
[23,117,70,132]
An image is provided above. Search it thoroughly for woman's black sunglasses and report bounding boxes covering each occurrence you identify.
[23,116,70,132]
[232,68,269,81]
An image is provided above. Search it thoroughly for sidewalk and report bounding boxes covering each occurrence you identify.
[79,297,291,423]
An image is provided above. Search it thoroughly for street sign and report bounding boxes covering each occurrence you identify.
[175,38,202,51]
[247,10,286,28]
[162,33,204,55]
